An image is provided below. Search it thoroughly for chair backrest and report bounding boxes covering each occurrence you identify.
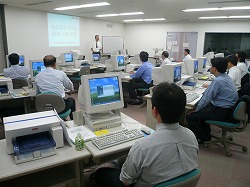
[154,169,201,187]
[233,101,248,132]
[35,92,65,113]
[241,73,249,86]
[79,66,90,76]
[12,79,28,89]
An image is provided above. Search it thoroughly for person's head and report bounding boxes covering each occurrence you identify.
[95,35,99,42]
[210,57,227,75]
[8,53,19,66]
[236,51,246,63]
[184,49,190,56]
[43,55,57,68]
[151,82,186,124]
[226,54,238,69]
[139,51,149,62]
[162,51,169,59]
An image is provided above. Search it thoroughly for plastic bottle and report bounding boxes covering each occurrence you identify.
[75,132,84,151]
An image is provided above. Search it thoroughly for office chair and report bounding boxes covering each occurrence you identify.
[204,99,248,157]
[137,88,150,108]
[154,169,201,187]
[12,79,28,89]
[241,73,249,87]
[70,66,90,90]
[35,92,71,120]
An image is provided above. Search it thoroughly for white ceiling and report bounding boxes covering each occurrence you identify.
[1,0,250,23]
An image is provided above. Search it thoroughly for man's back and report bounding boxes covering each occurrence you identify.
[120,123,198,187]
[35,67,73,98]
[132,62,154,84]
[228,66,241,91]
[4,65,30,80]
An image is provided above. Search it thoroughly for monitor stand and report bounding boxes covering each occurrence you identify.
[83,109,122,131]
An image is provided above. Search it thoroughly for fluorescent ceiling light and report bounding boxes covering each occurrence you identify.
[54,2,110,10]
[199,15,250,19]
[183,6,250,12]
[123,18,166,22]
[96,12,144,17]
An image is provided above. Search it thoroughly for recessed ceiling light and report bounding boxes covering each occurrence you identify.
[123,18,166,22]
[183,6,250,12]
[199,15,250,19]
[54,2,110,10]
[96,12,144,17]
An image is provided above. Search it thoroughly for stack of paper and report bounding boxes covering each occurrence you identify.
[67,126,96,144]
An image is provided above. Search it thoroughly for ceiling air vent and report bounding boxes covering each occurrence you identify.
[25,0,55,6]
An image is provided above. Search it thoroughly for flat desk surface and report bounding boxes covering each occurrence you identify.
[85,113,145,164]
[0,139,91,182]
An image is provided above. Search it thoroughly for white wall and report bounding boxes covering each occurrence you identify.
[4,6,125,66]
[124,21,250,57]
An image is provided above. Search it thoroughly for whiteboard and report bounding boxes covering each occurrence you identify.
[102,36,124,54]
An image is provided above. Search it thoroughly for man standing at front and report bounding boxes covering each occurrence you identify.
[91,35,102,56]
[35,55,76,120]
[183,49,192,61]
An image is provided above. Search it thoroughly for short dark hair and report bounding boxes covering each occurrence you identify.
[43,55,56,67]
[162,51,169,58]
[139,51,149,62]
[184,49,190,54]
[95,35,99,39]
[236,51,246,63]
[226,54,238,66]
[8,53,19,65]
[151,82,186,123]
[211,57,227,73]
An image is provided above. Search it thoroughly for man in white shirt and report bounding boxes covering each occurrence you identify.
[161,51,172,65]
[4,53,30,80]
[91,35,102,56]
[183,49,192,61]
[226,54,241,91]
[94,82,199,187]
[35,55,76,120]
[236,51,248,78]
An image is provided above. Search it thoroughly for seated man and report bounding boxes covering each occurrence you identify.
[4,53,30,80]
[187,57,238,144]
[35,55,76,120]
[236,51,248,78]
[127,51,154,104]
[94,82,199,187]
[226,54,241,91]
[161,51,172,65]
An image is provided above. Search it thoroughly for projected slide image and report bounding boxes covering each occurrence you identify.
[117,56,125,67]
[174,66,181,83]
[48,13,80,47]
[32,62,45,77]
[89,77,121,106]
[194,61,198,73]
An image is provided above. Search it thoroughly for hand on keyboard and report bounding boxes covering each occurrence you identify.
[92,129,143,150]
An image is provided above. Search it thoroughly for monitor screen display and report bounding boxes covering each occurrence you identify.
[117,56,125,67]
[88,76,121,106]
[203,59,206,69]
[32,61,46,77]
[64,53,74,63]
[174,66,181,83]
[19,55,25,66]
[194,60,198,73]
[93,54,100,61]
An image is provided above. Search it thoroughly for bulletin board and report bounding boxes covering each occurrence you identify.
[102,36,124,54]
[166,32,198,62]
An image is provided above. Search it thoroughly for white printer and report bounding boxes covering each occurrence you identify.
[4,110,64,164]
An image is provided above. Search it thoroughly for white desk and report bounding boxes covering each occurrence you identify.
[0,139,91,187]
[85,113,145,164]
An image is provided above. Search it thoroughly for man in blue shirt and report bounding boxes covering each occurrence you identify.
[187,57,238,144]
[127,51,154,103]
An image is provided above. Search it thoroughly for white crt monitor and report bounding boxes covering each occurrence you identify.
[204,52,214,66]
[29,60,46,81]
[184,59,198,77]
[79,73,124,114]
[214,53,224,58]
[152,62,183,85]
[197,57,207,73]
[110,55,125,71]
[60,52,74,66]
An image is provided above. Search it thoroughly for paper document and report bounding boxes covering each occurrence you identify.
[67,126,97,144]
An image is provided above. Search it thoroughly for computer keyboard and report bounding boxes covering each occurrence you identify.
[186,93,200,103]
[92,129,143,150]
